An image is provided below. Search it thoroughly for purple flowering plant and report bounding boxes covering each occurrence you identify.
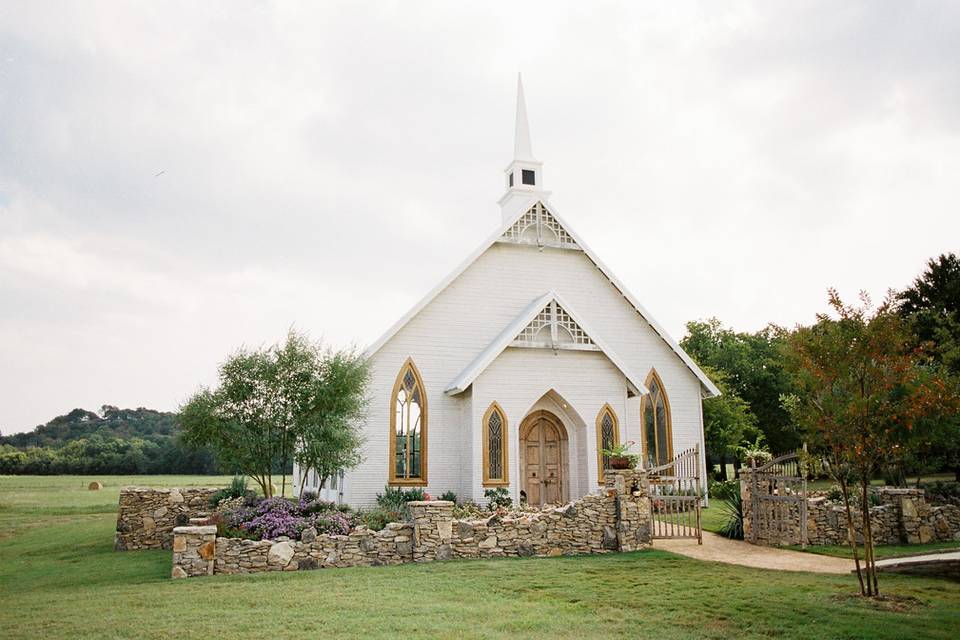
[225,495,355,540]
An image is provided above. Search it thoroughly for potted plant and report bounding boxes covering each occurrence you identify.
[603,441,640,470]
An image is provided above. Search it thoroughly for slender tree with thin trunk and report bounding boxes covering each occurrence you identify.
[179,330,369,499]
[782,289,957,596]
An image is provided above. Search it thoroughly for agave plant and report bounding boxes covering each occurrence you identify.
[718,484,744,540]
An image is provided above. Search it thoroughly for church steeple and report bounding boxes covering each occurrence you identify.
[513,74,535,162]
[499,74,547,221]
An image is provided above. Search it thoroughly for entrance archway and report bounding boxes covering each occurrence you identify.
[519,410,569,507]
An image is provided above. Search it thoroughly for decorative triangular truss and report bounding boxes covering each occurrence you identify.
[499,202,580,250]
[511,299,598,352]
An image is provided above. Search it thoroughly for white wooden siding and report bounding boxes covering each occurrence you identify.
[339,242,705,506]
[471,348,628,503]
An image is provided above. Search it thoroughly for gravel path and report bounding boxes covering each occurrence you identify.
[655,531,855,574]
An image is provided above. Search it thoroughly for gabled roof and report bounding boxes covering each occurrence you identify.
[444,291,649,396]
[364,197,721,398]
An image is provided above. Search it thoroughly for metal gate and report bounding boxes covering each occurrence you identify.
[750,451,808,547]
[647,445,703,544]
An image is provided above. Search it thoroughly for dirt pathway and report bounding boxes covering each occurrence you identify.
[655,531,855,574]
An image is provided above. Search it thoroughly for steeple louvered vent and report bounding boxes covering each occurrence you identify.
[500,202,579,250]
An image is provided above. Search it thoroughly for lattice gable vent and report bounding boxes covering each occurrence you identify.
[500,202,579,250]
[512,299,598,351]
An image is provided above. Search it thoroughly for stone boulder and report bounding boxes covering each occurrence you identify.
[268,541,295,567]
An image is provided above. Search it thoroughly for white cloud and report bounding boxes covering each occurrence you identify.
[1,1,959,431]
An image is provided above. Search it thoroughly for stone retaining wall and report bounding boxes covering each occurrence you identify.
[115,487,220,550]
[170,469,652,579]
[740,471,960,547]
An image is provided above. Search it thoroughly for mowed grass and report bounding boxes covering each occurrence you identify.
[786,540,960,560]
[0,474,234,538]
[2,476,960,639]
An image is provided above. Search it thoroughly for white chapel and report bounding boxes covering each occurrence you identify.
[295,77,719,507]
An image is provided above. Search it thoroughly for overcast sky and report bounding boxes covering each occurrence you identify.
[1,1,958,433]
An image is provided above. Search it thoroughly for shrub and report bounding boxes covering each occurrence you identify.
[299,496,338,516]
[214,495,246,513]
[208,475,249,506]
[921,481,960,506]
[312,511,353,536]
[376,486,425,511]
[718,484,744,540]
[452,500,485,520]
[484,487,512,510]
[708,479,739,501]
[356,507,401,531]
[825,485,844,503]
[440,490,458,503]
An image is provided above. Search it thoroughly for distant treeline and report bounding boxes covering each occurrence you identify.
[0,406,220,475]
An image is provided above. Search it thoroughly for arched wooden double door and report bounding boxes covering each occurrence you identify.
[519,410,569,507]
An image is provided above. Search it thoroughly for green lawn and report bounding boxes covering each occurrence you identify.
[700,504,730,534]
[2,476,959,639]
[0,474,234,538]
[786,540,960,560]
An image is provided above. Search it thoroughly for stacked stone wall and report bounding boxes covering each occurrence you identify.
[741,472,960,547]
[115,487,219,550]
[213,523,415,574]
[169,469,653,579]
[171,525,217,578]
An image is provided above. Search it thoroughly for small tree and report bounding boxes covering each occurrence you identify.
[782,290,957,596]
[294,348,369,492]
[180,330,369,498]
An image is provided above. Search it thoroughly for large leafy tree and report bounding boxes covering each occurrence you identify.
[682,319,798,458]
[782,290,957,596]
[897,253,960,481]
[699,366,758,480]
[897,253,960,374]
[180,331,369,498]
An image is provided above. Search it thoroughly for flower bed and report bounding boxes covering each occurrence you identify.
[210,494,357,541]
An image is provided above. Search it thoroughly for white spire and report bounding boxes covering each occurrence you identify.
[513,73,535,162]
[499,74,547,221]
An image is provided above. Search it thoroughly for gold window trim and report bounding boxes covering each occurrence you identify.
[482,401,510,487]
[640,369,673,468]
[595,403,620,484]
[388,357,428,486]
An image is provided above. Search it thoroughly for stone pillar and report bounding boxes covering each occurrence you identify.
[171,525,217,578]
[605,469,652,551]
[408,500,454,562]
[115,487,219,551]
[877,487,933,544]
[739,468,755,542]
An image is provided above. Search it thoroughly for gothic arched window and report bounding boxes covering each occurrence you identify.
[482,402,509,486]
[642,370,672,468]
[389,359,427,485]
[595,404,620,483]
